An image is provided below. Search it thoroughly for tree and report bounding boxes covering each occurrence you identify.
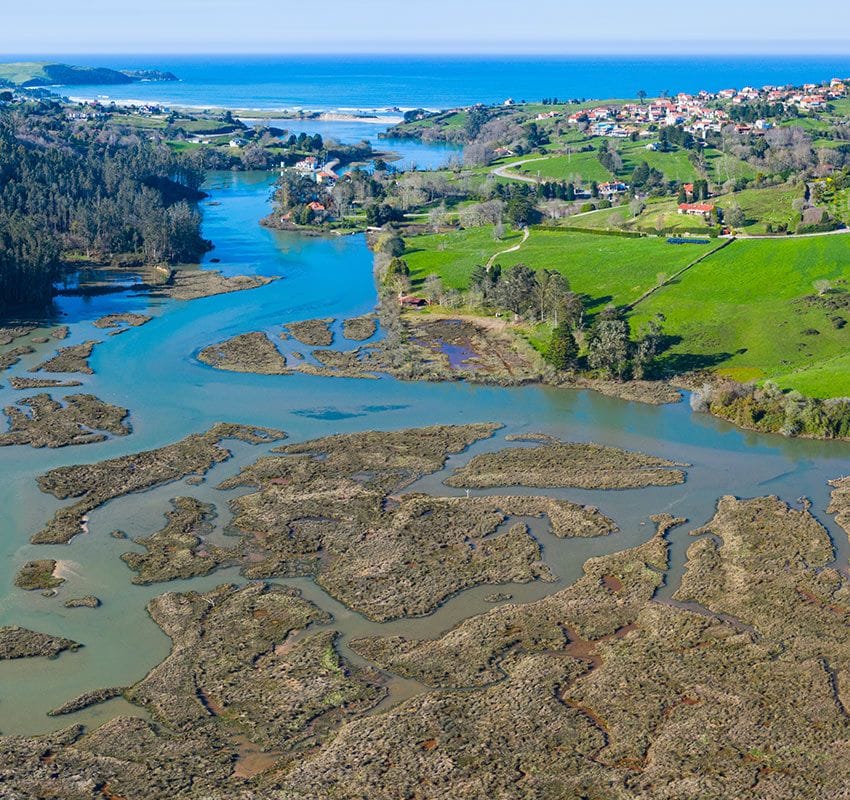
[637,89,647,105]
[383,257,410,285]
[725,203,745,228]
[465,106,490,140]
[166,202,210,263]
[375,233,406,257]
[504,195,538,227]
[533,269,570,324]
[470,263,501,303]
[422,274,445,304]
[428,203,448,232]
[632,314,665,379]
[366,204,404,227]
[545,323,579,370]
[587,318,631,380]
[560,292,585,330]
[495,264,537,316]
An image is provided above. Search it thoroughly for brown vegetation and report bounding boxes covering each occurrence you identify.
[446,440,687,489]
[0,393,130,448]
[32,423,285,544]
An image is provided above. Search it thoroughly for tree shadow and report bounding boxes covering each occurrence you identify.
[584,294,614,312]
[654,351,733,375]
[646,333,732,378]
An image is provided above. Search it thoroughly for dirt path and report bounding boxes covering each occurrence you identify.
[487,227,530,268]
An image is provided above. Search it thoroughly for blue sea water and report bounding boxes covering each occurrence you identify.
[34,54,850,111]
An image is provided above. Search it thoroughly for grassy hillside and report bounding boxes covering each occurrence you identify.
[405,223,850,397]
[0,61,173,87]
[634,235,850,395]
[406,227,716,308]
[405,226,525,288]
[618,140,700,183]
[0,62,52,85]
[516,152,613,183]
[496,229,716,308]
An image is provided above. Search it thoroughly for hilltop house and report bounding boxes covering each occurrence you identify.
[678,202,715,219]
[598,181,628,198]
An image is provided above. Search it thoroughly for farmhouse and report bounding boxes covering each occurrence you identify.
[678,202,715,219]
[599,181,628,198]
[294,156,318,173]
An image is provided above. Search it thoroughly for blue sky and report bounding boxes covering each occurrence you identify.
[4,0,850,54]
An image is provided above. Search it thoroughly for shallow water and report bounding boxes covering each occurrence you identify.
[2,169,850,736]
[242,117,461,171]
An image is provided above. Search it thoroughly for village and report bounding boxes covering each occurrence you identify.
[544,77,849,140]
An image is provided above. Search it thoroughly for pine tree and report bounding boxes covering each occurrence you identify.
[545,323,579,371]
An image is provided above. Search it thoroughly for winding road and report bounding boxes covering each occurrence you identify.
[490,156,552,184]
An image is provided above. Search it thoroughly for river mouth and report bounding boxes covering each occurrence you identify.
[1,170,850,737]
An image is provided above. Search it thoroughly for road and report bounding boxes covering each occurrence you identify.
[490,156,552,184]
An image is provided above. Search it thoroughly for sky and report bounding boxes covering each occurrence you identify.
[3,0,850,54]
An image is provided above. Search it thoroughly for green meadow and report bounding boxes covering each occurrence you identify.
[405,223,850,396]
[406,227,716,307]
[634,235,850,395]
[618,140,700,183]
[516,152,613,183]
[404,226,525,288]
[496,230,716,308]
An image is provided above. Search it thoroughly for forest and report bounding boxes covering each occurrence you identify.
[0,100,209,311]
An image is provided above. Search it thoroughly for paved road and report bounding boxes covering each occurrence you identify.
[490,156,552,184]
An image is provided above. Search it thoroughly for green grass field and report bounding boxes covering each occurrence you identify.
[496,229,717,308]
[406,222,850,397]
[561,205,633,230]
[713,184,803,233]
[617,140,700,183]
[406,226,716,308]
[703,148,757,183]
[517,152,613,183]
[568,184,804,236]
[166,140,202,152]
[634,235,850,395]
[110,113,167,129]
[616,198,716,234]
[0,62,50,85]
[405,226,524,288]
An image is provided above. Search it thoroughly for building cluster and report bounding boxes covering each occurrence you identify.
[564,97,730,140]
[550,78,849,141]
[292,155,339,186]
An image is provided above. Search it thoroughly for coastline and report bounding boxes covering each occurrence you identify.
[64,93,407,123]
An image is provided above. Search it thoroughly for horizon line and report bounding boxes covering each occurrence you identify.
[5,44,850,58]
[6,54,850,62]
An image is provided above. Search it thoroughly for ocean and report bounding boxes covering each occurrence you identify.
[29,54,850,112]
